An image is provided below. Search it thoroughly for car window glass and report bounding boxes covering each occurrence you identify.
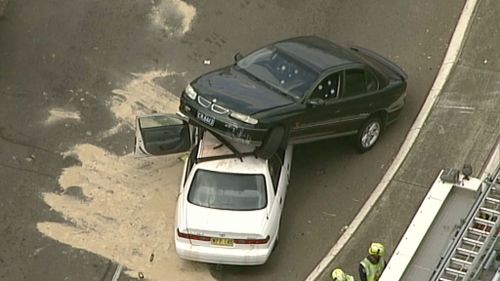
[237,47,319,99]
[188,169,267,210]
[268,154,282,194]
[311,72,340,100]
[139,115,183,129]
[344,69,367,97]
[366,71,378,92]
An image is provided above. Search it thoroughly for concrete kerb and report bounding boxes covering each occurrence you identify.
[304,0,480,280]
[482,138,500,180]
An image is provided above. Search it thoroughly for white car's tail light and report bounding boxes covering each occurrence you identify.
[177,229,210,241]
[234,236,270,245]
[177,229,269,245]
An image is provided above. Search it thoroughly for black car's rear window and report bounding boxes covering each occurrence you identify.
[237,47,319,98]
[346,49,389,88]
[188,169,267,211]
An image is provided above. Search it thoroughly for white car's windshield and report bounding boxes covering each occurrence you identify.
[237,47,318,98]
[188,169,267,211]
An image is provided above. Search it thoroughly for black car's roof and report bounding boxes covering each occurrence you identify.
[273,36,358,72]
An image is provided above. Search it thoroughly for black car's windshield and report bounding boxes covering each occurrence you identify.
[188,169,267,211]
[237,47,319,98]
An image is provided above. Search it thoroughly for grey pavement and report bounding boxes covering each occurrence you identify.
[318,0,500,279]
[0,1,6,18]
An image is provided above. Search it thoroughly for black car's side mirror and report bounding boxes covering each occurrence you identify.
[307,98,325,106]
[234,52,243,62]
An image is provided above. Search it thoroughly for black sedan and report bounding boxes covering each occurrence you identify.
[180,36,407,158]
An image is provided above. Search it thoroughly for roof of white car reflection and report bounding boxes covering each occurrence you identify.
[199,131,255,158]
[195,131,268,174]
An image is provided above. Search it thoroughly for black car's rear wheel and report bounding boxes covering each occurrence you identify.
[355,116,382,152]
[255,126,286,159]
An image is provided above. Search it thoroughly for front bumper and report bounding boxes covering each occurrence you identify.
[175,237,274,265]
[179,95,268,145]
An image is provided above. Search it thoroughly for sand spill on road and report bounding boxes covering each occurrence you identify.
[38,69,215,281]
[151,0,196,36]
[38,145,213,281]
[96,70,181,140]
[110,70,180,126]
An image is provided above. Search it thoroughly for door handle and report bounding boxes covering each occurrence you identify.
[280,197,282,204]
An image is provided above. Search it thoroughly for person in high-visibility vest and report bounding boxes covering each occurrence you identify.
[359,242,386,281]
[331,268,355,281]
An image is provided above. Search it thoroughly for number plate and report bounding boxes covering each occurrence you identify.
[211,238,234,247]
[197,112,215,126]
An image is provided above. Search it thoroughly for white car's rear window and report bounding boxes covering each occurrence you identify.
[188,169,267,211]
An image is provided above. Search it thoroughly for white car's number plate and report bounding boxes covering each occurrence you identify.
[211,238,233,247]
[197,112,215,126]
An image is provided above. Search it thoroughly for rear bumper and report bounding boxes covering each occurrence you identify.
[386,91,406,125]
[175,237,274,265]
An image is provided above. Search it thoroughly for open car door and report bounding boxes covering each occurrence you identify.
[135,114,192,156]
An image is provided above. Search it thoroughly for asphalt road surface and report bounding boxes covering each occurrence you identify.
[0,1,465,281]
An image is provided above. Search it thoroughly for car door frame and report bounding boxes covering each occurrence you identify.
[265,145,293,242]
[289,67,345,143]
[134,113,193,157]
[335,65,384,132]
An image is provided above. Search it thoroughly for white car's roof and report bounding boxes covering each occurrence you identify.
[194,131,268,174]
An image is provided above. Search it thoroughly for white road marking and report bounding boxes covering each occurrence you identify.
[111,264,122,281]
[482,141,500,181]
[437,104,476,111]
[44,108,81,125]
[305,0,480,279]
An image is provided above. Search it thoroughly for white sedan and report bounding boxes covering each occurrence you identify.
[135,113,293,265]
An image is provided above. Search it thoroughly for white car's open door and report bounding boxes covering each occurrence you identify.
[134,113,192,157]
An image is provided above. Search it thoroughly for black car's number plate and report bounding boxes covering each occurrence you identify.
[197,112,215,126]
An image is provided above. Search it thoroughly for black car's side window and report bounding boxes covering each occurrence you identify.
[344,69,366,97]
[344,69,379,97]
[311,73,340,100]
[366,71,378,92]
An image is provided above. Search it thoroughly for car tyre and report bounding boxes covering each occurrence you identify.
[255,126,285,159]
[355,116,382,152]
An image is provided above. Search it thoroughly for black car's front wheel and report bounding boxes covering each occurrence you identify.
[255,126,286,159]
[356,116,382,152]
